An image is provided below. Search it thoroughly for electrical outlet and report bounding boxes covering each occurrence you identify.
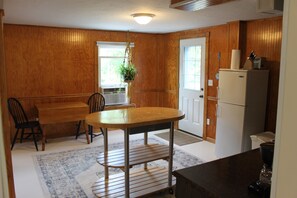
[208,79,213,86]
[206,118,210,125]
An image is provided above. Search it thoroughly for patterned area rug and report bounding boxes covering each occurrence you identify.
[34,138,204,198]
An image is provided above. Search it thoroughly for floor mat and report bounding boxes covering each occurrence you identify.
[155,130,202,146]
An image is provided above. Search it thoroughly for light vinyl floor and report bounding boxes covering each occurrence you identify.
[11,130,217,198]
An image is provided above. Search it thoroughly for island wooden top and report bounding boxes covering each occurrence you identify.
[85,107,185,129]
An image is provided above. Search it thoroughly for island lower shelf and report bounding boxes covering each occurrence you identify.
[96,144,171,168]
[92,167,176,197]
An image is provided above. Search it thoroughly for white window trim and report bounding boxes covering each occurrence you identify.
[97,41,135,88]
[96,41,135,47]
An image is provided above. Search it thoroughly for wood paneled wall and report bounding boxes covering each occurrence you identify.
[132,33,166,107]
[4,25,165,138]
[4,16,282,141]
[244,17,282,132]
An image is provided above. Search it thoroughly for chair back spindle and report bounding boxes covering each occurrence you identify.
[88,93,105,113]
[75,92,105,142]
[7,98,29,127]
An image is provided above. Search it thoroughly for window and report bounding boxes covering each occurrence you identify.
[97,42,134,105]
[183,45,202,91]
[97,42,134,88]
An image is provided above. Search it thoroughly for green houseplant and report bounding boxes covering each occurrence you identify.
[119,63,137,82]
[119,41,137,82]
[119,41,137,103]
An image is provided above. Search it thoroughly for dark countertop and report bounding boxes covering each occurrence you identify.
[173,149,263,198]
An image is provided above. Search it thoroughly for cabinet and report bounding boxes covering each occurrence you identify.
[170,0,235,11]
[173,149,263,198]
[85,107,185,197]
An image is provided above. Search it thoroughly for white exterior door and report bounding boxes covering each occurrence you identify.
[178,37,206,137]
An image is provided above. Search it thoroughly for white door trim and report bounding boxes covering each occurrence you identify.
[178,37,206,137]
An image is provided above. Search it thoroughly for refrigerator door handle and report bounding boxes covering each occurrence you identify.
[217,87,220,100]
[216,104,221,117]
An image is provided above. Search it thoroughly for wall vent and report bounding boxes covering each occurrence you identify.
[170,0,235,11]
[257,0,284,14]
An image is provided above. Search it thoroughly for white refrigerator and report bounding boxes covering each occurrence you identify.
[215,69,269,158]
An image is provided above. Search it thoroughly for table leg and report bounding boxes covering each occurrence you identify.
[168,122,174,187]
[84,121,90,144]
[41,124,46,151]
[104,128,109,180]
[83,121,90,144]
[124,128,130,198]
[144,132,148,170]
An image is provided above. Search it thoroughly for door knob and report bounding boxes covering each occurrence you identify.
[199,95,204,98]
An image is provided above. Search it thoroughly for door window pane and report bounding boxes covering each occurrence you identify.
[183,45,201,90]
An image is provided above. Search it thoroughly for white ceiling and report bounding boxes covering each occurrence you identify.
[3,0,282,33]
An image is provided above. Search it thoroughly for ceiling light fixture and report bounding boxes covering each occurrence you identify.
[131,13,155,25]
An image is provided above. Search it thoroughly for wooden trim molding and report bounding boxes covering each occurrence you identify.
[0,9,16,198]
[179,32,209,40]
[164,89,176,94]
[206,137,215,143]
[16,93,93,101]
[94,43,99,93]
[203,32,210,140]
[207,96,218,101]
[134,89,172,93]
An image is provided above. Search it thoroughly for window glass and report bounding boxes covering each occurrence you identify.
[183,45,202,90]
[98,44,127,87]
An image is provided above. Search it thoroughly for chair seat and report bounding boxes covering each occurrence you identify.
[16,121,40,129]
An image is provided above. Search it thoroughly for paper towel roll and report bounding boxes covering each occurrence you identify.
[230,49,241,70]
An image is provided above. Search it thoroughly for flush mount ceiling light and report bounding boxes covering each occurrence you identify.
[131,13,155,25]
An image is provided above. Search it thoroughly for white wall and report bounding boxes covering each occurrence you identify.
[271,0,297,197]
[0,104,9,198]
[0,2,9,198]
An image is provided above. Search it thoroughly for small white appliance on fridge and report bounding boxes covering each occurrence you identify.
[215,69,269,158]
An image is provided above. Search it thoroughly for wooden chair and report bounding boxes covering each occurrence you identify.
[7,98,43,151]
[76,93,105,142]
